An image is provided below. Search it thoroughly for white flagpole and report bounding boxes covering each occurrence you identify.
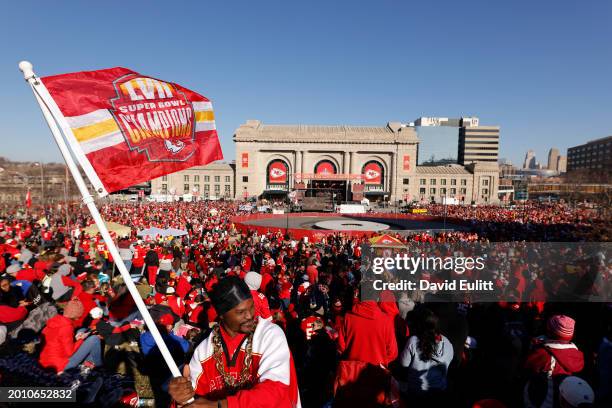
[19,61,184,379]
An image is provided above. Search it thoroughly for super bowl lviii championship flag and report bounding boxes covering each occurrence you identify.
[40,66,223,195]
[19,62,221,388]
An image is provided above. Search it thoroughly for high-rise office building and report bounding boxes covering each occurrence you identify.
[413,117,499,166]
[557,156,567,173]
[458,126,500,164]
[523,150,536,169]
[567,136,612,176]
[547,148,560,170]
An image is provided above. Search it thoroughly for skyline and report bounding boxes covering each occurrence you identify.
[1,0,611,167]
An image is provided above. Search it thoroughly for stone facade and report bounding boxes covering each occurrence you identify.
[233,120,499,204]
[150,162,235,200]
[148,120,500,204]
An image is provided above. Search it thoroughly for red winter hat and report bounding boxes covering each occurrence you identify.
[547,314,575,340]
[158,314,174,326]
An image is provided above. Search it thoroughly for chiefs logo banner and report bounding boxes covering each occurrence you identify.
[363,162,383,184]
[268,161,288,184]
[42,67,222,195]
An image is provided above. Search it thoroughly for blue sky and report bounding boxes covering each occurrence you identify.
[1,0,610,167]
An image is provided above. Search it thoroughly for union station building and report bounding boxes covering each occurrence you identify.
[151,119,500,204]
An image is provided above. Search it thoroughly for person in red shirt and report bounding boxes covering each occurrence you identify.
[168,276,300,408]
[300,314,325,341]
[525,315,584,376]
[39,298,103,374]
[0,276,28,324]
[132,243,146,276]
[73,280,101,328]
[524,315,585,408]
[244,272,272,320]
[260,269,274,294]
[176,274,192,299]
[187,295,207,327]
[337,300,397,364]
[306,260,319,285]
[278,278,292,311]
[297,275,310,299]
[378,290,409,352]
[334,300,398,407]
[41,229,53,248]
[240,256,252,274]
[14,263,46,283]
[166,292,186,320]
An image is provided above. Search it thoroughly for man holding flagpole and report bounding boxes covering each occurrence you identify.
[18,61,224,398]
[168,276,300,408]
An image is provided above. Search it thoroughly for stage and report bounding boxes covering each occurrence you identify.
[231,212,466,240]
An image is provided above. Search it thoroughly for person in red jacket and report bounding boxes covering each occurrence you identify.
[39,298,103,374]
[168,276,300,408]
[337,300,398,365]
[187,295,207,327]
[73,280,101,328]
[13,263,46,283]
[0,304,28,325]
[166,291,186,319]
[524,315,585,408]
[525,315,584,376]
[306,260,319,285]
[378,290,409,354]
[334,300,398,407]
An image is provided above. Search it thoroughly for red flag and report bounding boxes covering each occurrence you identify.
[41,67,223,195]
[25,189,32,208]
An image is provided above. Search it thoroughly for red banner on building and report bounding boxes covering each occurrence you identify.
[268,160,288,184]
[315,161,336,176]
[295,173,363,181]
[41,67,223,195]
[241,152,249,168]
[403,155,410,171]
[363,162,383,184]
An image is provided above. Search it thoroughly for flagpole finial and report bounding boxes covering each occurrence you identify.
[18,61,35,80]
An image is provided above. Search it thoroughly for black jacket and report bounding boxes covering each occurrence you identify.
[144,250,159,267]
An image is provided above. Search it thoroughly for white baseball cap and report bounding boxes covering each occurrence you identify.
[559,376,594,407]
[89,307,104,319]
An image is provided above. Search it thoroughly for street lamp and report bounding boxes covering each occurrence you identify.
[63,164,71,232]
[441,191,448,230]
[285,170,292,236]
[34,162,44,207]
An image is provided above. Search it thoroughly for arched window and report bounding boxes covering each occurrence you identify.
[266,160,289,184]
[314,160,337,176]
[362,161,384,184]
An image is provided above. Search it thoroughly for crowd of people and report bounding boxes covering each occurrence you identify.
[427,202,609,242]
[0,199,610,407]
